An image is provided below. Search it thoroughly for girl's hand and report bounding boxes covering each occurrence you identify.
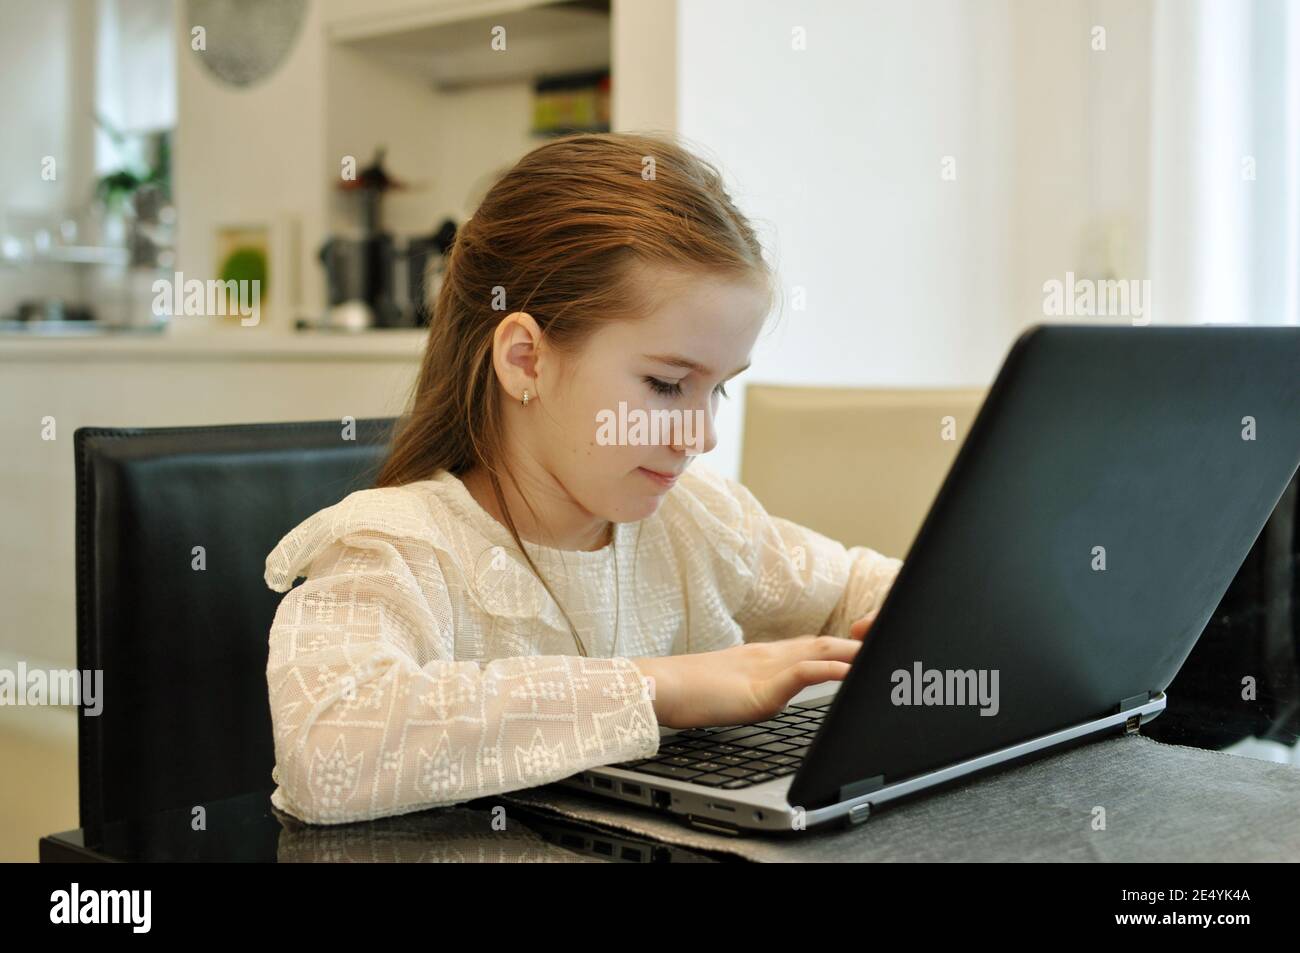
[629,636,863,730]
[848,608,880,642]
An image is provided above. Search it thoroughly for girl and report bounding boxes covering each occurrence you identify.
[263,132,902,825]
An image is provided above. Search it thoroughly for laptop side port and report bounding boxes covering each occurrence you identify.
[686,815,741,836]
[1124,714,1141,734]
[651,789,672,809]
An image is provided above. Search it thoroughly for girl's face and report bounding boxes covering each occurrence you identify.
[506,266,770,527]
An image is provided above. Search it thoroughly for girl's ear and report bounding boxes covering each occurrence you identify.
[491,311,543,398]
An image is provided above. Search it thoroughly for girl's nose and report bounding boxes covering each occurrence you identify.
[675,403,717,456]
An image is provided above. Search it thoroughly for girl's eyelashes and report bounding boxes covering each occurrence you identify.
[644,376,729,399]
[644,376,681,397]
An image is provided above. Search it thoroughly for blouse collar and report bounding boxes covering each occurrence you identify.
[427,469,626,565]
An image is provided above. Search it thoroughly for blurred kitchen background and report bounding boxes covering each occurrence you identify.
[1,0,623,337]
[5,0,1299,469]
[2,0,1299,859]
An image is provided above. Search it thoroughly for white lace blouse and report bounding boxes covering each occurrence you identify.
[262,462,902,825]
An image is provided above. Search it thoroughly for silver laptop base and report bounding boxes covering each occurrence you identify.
[559,693,1167,835]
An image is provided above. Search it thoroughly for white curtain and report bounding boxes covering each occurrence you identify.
[93,0,176,173]
[1148,0,1300,326]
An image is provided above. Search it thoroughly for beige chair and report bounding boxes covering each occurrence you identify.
[739,385,987,561]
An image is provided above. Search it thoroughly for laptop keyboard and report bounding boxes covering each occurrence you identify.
[609,699,831,789]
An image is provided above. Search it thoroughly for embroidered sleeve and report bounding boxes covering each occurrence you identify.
[264,520,659,825]
[721,475,903,642]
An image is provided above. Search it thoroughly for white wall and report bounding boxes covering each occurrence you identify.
[612,0,677,132]
[673,0,1172,482]
[676,0,1025,480]
[1008,0,1153,327]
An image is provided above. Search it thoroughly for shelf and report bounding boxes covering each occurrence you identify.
[330,0,610,92]
[529,123,610,137]
[0,319,164,336]
[0,245,130,266]
[0,326,429,361]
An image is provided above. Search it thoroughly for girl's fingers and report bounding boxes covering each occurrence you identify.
[786,634,862,662]
[849,609,880,640]
[768,659,853,704]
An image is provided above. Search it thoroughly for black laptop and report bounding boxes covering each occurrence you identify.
[561,324,1300,834]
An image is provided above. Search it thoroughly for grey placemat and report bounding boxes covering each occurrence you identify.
[501,735,1300,862]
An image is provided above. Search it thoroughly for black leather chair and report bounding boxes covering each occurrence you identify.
[74,418,398,830]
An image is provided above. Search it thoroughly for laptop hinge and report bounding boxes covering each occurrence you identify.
[839,774,884,802]
[847,802,872,826]
[1120,692,1150,735]
[1119,691,1150,713]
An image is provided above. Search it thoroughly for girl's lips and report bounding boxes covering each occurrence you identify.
[638,467,680,488]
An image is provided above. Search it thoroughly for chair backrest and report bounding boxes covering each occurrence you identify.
[74,418,398,829]
[740,385,987,558]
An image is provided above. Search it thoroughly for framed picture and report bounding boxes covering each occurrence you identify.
[212,224,268,327]
[210,215,299,330]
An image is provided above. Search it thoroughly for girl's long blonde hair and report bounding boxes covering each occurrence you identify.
[372,131,774,651]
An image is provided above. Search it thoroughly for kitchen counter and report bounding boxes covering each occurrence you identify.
[0,326,429,361]
[1,322,426,689]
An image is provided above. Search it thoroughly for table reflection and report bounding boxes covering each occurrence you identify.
[46,788,729,863]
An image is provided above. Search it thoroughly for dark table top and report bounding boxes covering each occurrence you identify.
[41,664,1300,863]
[39,788,739,863]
